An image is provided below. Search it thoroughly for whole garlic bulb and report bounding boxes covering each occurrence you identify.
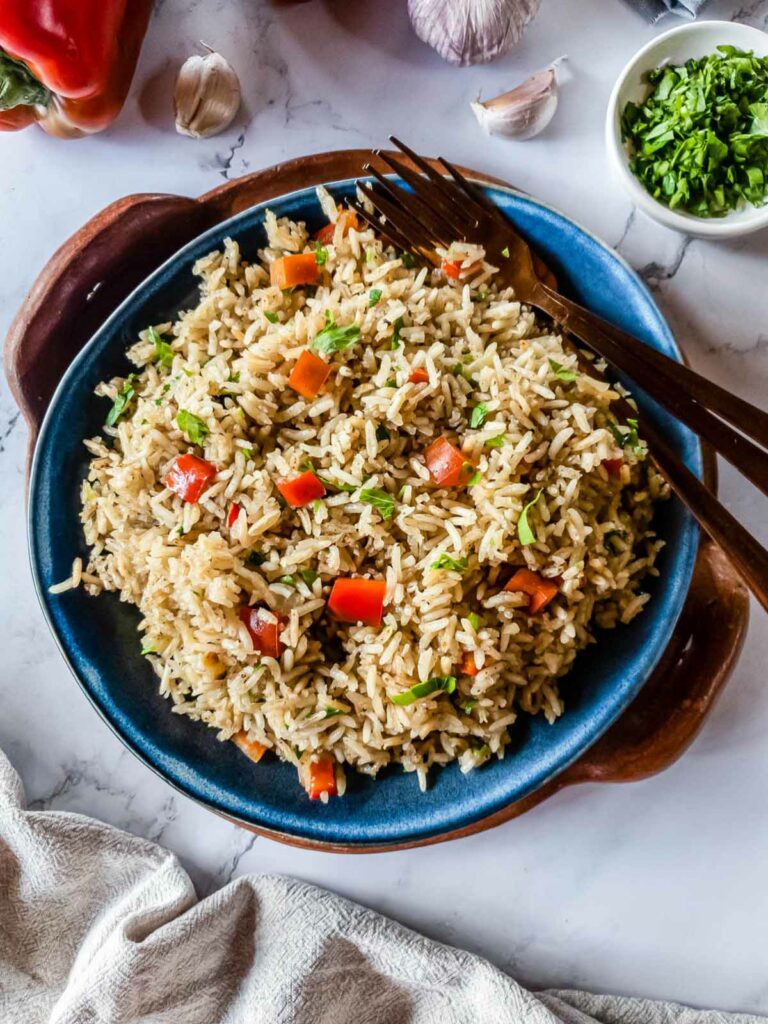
[174,50,241,139]
[408,0,541,67]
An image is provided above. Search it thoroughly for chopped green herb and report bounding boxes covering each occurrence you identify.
[311,498,324,515]
[400,251,417,268]
[278,575,295,587]
[375,424,391,442]
[467,471,483,487]
[431,554,468,572]
[247,550,267,567]
[621,46,768,217]
[227,372,241,383]
[317,473,359,493]
[467,612,482,632]
[390,316,404,349]
[140,642,156,655]
[477,290,488,301]
[300,569,319,586]
[548,358,578,382]
[181,367,195,378]
[148,327,174,368]
[392,675,457,706]
[609,417,645,458]
[176,409,209,445]
[470,403,489,429]
[314,245,328,266]
[239,446,253,462]
[322,706,345,719]
[365,247,376,264]
[460,698,478,714]
[472,743,491,764]
[264,311,279,324]
[106,374,138,427]
[485,434,506,449]
[359,487,396,520]
[501,246,510,258]
[368,288,383,307]
[517,489,543,546]
[385,378,398,388]
[312,320,361,355]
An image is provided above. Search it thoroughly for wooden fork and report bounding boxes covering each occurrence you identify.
[347,138,768,613]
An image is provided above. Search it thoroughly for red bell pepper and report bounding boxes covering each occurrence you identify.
[301,753,337,800]
[233,731,267,764]
[603,458,624,478]
[228,502,242,528]
[409,368,430,385]
[504,568,559,614]
[165,454,217,504]
[276,470,326,508]
[328,578,386,628]
[288,350,331,400]
[0,1,153,137]
[424,436,474,488]
[239,607,286,659]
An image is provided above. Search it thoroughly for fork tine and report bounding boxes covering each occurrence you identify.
[435,155,498,223]
[346,198,415,256]
[373,151,477,239]
[363,162,455,248]
[389,136,484,230]
[355,181,438,258]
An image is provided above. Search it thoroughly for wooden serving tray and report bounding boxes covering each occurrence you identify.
[5,149,750,851]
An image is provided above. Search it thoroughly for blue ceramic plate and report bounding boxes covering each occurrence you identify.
[29,180,701,847]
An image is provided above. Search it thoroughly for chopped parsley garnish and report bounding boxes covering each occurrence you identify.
[311,498,324,514]
[390,316,404,350]
[548,358,578,382]
[470,403,489,429]
[141,642,156,655]
[392,675,457,706]
[485,434,506,448]
[467,471,483,487]
[621,46,768,217]
[385,378,398,388]
[400,251,417,268]
[322,706,345,719]
[228,372,241,383]
[106,374,138,427]
[368,288,383,307]
[359,488,396,520]
[176,410,209,445]
[264,311,279,324]
[278,574,295,587]
[300,569,319,586]
[467,612,482,632]
[501,246,510,258]
[312,319,361,355]
[460,698,478,714]
[431,554,468,572]
[609,417,645,458]
[517,489,543,546]
[314,245,328,266]
[148,327,174,368]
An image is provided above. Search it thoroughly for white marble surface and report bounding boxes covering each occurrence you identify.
[2,0,768,1012]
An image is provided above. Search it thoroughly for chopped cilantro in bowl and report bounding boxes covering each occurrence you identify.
[621,46,768,218]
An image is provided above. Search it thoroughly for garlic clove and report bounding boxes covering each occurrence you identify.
[408,0,541,67]
[471,60,564,140]
[174,51,241,140]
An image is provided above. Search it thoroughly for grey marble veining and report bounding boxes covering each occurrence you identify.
[2,0,768,1012]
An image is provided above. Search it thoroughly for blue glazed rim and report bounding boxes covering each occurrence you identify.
[29,178,701,848]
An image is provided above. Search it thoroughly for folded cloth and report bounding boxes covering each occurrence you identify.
[0,749,764,1024]
[623,0,707,22]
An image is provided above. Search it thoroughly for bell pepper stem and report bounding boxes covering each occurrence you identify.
[0,49,50,112]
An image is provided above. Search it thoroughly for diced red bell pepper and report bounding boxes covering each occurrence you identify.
[313,208,359,245]
[239,606,286,658]
[0,1,154,138]
[270,253,320,289]
[276,470,326,508]
[442,257,480,280]
[165,453,217,504]
[228,502,242,528]
[459,651,480,677]
[288,350,331,399]
[328,578,386,628]
[603,458,624,478]
[409,368,430,384]
[424,436,474,488]
[504,568,559,614]
[233,731,267,763]
[302,753,337,800]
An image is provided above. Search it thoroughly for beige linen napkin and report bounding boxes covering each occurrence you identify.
[0,749,763,1024]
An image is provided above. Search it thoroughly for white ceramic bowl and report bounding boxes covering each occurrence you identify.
[606,20,768,238]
